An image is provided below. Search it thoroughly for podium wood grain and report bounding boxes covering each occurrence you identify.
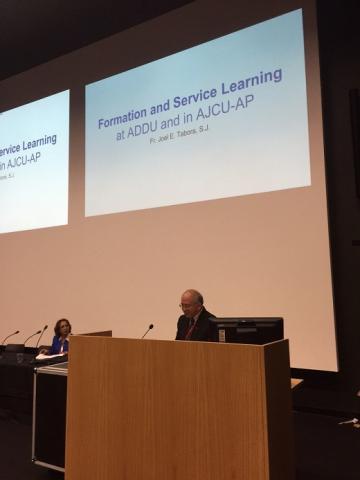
[65,337,294,480]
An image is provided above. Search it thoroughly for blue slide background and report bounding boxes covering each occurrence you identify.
[0,90,69,234]
[85,9,310,216]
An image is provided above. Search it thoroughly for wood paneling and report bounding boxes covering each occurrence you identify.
[65,337,294,480]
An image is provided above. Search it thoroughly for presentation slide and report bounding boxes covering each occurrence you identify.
[85,9,309,216]
[0,90,69,234]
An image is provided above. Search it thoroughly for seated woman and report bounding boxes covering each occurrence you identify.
[40,318,72,355]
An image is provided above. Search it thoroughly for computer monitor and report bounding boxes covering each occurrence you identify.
[208,317,284,344]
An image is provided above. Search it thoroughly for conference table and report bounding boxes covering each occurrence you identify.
[0,348,66,417]
[0,349,67,472]
[0,331,111,418]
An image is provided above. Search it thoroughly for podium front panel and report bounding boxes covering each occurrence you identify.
[66,337,293,480]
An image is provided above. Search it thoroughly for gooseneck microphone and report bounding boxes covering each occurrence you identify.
[0,330,20,357]
[1,330,20,345]
[24,330,42,346]
[35,325,48,349]
[141,324,154,339]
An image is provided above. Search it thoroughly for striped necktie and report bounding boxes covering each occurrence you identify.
[185,318,195,340]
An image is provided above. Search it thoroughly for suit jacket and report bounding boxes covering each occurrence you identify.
[175,307,215,341]
[49,335,69,355]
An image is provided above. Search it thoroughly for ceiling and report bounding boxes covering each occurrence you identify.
[0,0,191,82]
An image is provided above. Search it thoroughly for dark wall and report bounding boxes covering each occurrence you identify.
[317,0,360,391]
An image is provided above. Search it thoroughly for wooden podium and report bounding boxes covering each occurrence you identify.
[65,337,294,480]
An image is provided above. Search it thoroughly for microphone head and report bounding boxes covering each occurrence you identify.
[44,325,48,330]
[36,330,42,334]
[15,330,20,334]
[149,324,154,329]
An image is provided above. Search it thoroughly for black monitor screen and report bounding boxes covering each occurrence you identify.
[208,317,284,345]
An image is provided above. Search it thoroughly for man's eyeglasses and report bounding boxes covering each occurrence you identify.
[179,303,199,309]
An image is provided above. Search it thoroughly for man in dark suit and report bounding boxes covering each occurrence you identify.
[175,289,215,341]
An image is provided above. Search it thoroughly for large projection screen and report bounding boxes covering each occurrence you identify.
[0,0,337,371]
[85,10,310,216]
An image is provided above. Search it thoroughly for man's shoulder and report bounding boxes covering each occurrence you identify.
[201,308,215,319]
[177,314,187,324]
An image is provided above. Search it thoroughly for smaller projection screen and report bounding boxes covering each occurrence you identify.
[0,90,69,234]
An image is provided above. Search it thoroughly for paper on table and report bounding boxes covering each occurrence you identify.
[35,353,66,360]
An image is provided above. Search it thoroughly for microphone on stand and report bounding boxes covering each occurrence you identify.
[35,325,48,349]
[23,330,42,346]
[0,330,20,358]
[140,324,154,339]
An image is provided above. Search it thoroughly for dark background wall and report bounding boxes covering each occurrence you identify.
[315,0,360,393]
